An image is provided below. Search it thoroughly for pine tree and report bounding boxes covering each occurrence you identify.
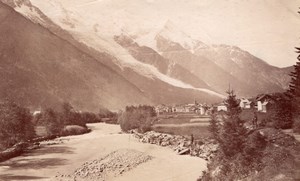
[225,89,242,117]
[290,46,300,132]
[218,89,247,158]
[288,9,300,111]
[289,47,300,97]
[209,110,219,140]
[288,9,300,132]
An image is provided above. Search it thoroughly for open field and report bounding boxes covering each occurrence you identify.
[0,123,207,181]
[157,113,210,124]
[153,113,211,139]
[152,124,210,140]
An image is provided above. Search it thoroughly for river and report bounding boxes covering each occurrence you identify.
[0,123,207,181]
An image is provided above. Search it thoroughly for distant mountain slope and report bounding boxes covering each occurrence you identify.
[0,2,151,111]
[156,34,253,96]
[195,44,292,92]
[5,0,294,99]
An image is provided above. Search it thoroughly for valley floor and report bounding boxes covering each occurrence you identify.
[0,123,207,181]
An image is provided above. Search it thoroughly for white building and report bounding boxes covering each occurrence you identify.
[217,103,227,112]
[257,101,269,113]
[239,98,252,109]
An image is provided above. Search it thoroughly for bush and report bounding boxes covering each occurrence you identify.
[293,117,300,133]
[35,103,102,136]
[62,125,89,136]
[99,108,116,118]
[81,112,101,123]
[59,103,86,127]
[0,101,35,150]
[119,105,156,133]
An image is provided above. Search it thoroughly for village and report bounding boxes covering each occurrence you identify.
[155,93,279,115]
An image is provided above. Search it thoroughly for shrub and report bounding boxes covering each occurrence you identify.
[62,125,89,136]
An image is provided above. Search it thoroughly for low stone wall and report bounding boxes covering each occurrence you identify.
[132,130,218,160]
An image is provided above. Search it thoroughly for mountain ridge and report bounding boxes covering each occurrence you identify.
[0,1,152,111]
[0,0,293,111]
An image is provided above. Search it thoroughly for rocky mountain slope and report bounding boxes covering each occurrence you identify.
[0,2,151,111]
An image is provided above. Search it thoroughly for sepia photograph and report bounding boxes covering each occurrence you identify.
[0,0,300,180]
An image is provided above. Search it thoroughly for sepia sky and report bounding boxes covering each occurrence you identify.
[144,0,300,68]
[34,0,300,67]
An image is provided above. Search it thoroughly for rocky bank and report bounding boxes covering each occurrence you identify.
[133,130,218,161]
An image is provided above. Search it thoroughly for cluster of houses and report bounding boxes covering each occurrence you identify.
[216,94,280,113]
[155,101,211,115]
[216,93,285,113]
[156,94,283,115]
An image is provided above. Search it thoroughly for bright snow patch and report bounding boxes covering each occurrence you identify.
[15,4,44,24]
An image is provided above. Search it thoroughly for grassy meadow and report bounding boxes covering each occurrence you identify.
[152,113,211,139]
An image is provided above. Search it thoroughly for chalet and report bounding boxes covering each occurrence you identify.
[239,98,252,109]
[256,94,276,113]
[173,105,186,112]
[217,103,227,112]
[195,106,206,115]
[32,110,41,116]
[258,101,270,113]
[155,105,172,114]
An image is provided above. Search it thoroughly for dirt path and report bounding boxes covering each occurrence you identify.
[153,123,209,128]
[0,123,207,181]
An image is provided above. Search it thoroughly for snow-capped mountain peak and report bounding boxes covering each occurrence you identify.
[156,20,207,53]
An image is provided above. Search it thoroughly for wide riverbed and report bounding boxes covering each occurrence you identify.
[0,123,207,181]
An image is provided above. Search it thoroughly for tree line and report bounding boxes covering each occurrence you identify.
[0,101,117,151]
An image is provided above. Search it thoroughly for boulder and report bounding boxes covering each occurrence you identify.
[178,148,190,155]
